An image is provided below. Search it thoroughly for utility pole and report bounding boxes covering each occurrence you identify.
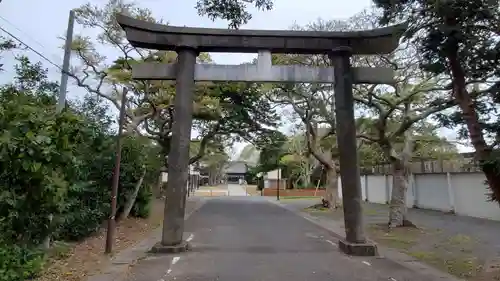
[105,89,128,254]
[276,168,280,201]
[57,10,75,113]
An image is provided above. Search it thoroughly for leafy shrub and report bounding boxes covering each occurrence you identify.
[0,57,162,269]
[0,89,82,244]
[0,244,45,281]
[55,182,110,241]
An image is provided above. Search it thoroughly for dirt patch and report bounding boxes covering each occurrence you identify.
[475,259,500,281]
[244,185,261,196]
[36,199,166,281]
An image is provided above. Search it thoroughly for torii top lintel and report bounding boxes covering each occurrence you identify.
[116,14,406,55]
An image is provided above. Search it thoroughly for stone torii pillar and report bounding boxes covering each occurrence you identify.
[157,47,197,252]
[330,47,367,253]
[116,14,405,256]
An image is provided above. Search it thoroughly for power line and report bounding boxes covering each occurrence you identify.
[0,24,63,72]
[0,14,56,59]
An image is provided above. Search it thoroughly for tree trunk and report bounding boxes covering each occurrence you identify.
[303,176,311,188]
[42,214,53,249]
[447,52,500,203]
[154,172,163,198]
[303,167,312,188]
[294,177,301,189]
[300,162,312,188]
[324,166,339,209]
[388,159,412,228]
[119,169,146,220]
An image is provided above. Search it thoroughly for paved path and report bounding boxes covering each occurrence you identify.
[227,184,248,196]
[124,197,437,281]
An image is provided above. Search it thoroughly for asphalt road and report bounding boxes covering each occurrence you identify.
[124,197,430,281]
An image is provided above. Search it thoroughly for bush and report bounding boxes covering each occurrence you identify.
[0,90,83,244]
[0,244,45,281]
[55,182,110,241]
[0,58,163,280]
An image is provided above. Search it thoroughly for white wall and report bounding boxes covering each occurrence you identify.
[357,172,500,221]
[414,173,451,212]
[266,169,281,180]
[367,175,388,204]
[452,173,500,220]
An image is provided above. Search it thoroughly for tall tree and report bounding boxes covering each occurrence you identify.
[237,143,260,166]
[69,0,279,168]
[281,132,315,188]
[196,0,274,28]
[254,131,288,174]
[0,36,17,72]
[196,138,230,186]
[355,79,457,227]
[343,9,458,227]
[264,17,378,208]
[267,82,341,208]
[372,0,500,202]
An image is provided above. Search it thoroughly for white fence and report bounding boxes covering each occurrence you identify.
[337,172,500,221]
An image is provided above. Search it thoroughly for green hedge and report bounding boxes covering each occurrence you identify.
[0,62,162,281]
[0,243,45,281]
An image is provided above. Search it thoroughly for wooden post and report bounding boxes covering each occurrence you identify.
[105,88,127,254]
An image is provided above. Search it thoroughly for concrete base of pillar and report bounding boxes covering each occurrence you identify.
[150,241,191,254]
[338,239,378,256]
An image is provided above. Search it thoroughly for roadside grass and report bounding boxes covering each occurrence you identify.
[368,224,484,279]
[367,224,421,251]
[300,205,488,280]
[281,196,321,200]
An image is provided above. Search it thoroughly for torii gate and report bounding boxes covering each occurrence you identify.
[116,14,405,256]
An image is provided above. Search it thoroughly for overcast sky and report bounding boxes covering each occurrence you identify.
[0,0,471,157]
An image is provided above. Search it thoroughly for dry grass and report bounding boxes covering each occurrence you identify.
[300,205,492,280]
[36,200,166,281]
[408,251,482,279]
[367,225,484,280]
[367,224,422,251]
